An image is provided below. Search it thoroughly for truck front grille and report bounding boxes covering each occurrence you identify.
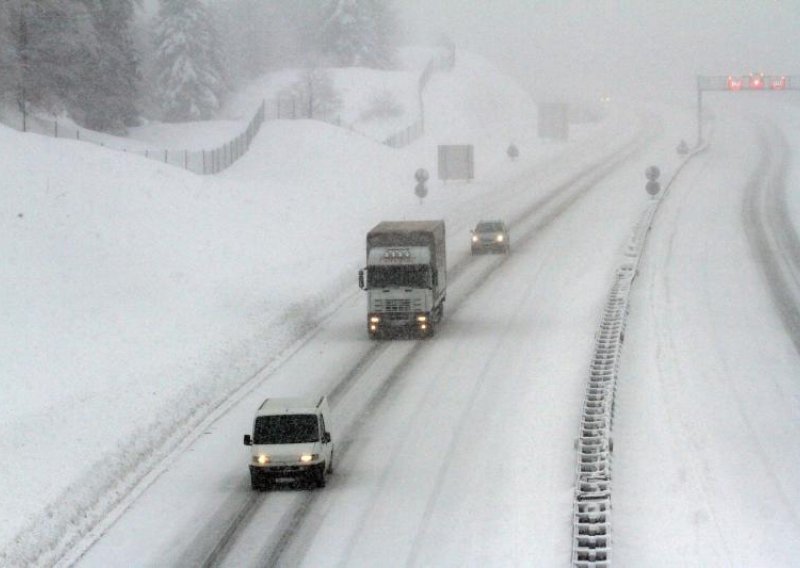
[383,299,411,312]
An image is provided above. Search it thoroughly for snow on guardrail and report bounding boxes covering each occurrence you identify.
[571,139,709,567]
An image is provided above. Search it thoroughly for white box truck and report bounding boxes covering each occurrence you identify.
[358,220,446,338]
[243,396,334,490]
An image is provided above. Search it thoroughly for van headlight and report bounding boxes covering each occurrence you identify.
[496,234,504,242]
[471,235,478,243]
[299,454,318,463]
[254,454,270,465]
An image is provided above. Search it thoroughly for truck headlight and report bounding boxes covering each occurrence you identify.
[254,454,270,465]
[299,454,318,463]
[471,235,478,243]
[496,234,504,242]
[416,315,427,322]
[369,316,380,323]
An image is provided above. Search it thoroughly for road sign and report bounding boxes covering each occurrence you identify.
[645,166,661,181]
[415,182,428,199]
[698,73,796,92]
[646,181,661,196]
[438,145,474,181]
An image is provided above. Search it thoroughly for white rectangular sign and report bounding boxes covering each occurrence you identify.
[437,145,474,181]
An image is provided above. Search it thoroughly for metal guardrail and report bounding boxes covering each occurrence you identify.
[571,141,709,566]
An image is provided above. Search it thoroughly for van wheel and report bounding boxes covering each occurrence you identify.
[313,464,327,488]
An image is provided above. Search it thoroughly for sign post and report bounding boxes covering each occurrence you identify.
[645,166,661,198]
[414,168,429,204]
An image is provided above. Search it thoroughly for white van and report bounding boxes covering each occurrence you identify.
[243,396,334,490]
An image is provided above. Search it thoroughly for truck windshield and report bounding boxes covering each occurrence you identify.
[253,414,319,444]
[368,265,431,289]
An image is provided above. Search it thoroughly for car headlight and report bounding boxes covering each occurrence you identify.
[299,454,318,463]
[471,235,478,243]
[254,454,270,465]
[496,234,504,242]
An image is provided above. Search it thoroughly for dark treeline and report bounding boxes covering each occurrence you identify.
[0,0,398,132]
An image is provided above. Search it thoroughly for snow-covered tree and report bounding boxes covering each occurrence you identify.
[211,0,272,82]
[0,0,142,132]
[78,0,141,132]
[320,0,397,69]
[0,2,19,102]
[153,0,226,122]
[14,0,99,117]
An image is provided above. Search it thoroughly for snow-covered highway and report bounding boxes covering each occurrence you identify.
[68,109,669,566]
[614,105,800,566]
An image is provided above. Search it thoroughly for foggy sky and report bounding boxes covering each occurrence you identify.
[397,1,800,105]
[144,1,800,106]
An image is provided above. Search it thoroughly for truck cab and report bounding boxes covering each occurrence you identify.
[359,221,446,338]
[243,396,333,489]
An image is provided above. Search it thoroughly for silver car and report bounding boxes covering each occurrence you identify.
[471,220,510,254]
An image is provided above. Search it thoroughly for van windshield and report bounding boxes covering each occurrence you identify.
[476,222,503,232]
[253,414,319,444]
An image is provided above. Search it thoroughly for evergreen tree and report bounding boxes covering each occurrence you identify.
[153,0,226,122]
[320,0,396,69]
[0,2,19,102]
[14,0,99,117]
[0,0,141,132]
[212,0,271,82]
[79,0,141,132]
[271,2,325,67]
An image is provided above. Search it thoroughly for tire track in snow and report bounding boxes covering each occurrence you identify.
[648,154,734,562]
[250,124,660,568]
[632,118,800,565]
